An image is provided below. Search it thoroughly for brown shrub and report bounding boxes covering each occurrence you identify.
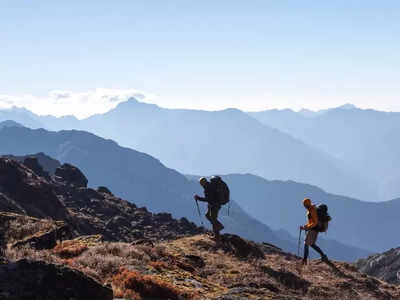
[53,240,88,258]
[112,268,192,300]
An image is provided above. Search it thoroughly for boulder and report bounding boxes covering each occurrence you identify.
[0,259,113,300]
[220,234,265,259]
[55,163,88,188]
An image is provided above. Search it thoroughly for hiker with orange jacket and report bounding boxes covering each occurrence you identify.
[300,198,328,265]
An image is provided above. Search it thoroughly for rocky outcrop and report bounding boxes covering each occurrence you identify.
[0,259,113,300]
[2,152,61,175]
[0,159,69,220]
[11,223,72,250]
[97,186,113,195]
[356,247,400,284]
[23,156,50,179]
[0,157,204,245]
[55,163,88,187]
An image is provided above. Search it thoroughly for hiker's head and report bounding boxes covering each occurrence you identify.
[303,198,312,209]
[199,177,208,187]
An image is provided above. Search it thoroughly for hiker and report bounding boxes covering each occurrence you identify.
[194,176,229,238]
[300,198,328,265]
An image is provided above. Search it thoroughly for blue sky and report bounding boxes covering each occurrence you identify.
[1,0,399,115]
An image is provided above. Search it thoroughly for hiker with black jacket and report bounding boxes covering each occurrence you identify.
[300,198,329,265]
[194,177,226,238]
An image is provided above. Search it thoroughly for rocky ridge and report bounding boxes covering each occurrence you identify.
[356,247,400,285]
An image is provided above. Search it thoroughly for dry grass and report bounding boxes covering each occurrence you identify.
[5,217,56,243]
[53,240,88,258]
[112,268,193,300]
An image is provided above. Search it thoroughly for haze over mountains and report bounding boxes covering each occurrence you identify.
[250,104,400,201]
[0,99,378,201]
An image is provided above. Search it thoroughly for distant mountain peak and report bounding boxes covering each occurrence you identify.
[336,103,358,110]
[113,97,161,112]
[0,120,24,129]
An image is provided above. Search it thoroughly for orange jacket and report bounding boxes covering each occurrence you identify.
[305,205,319,230]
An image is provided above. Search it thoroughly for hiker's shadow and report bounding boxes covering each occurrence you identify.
[317,260,354,280]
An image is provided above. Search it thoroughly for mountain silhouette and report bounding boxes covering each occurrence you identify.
[250,105,400,201]
[14,99,374,201]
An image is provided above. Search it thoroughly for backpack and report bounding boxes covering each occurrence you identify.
[210,176,230,205]
[316,204,332,232]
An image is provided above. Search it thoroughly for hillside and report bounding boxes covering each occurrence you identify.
[2,217,399,299]
[250,106,400,201]
[221,174,400,254]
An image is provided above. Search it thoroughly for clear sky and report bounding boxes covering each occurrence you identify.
[1,0,399,117]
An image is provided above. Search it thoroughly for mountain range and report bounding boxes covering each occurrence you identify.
[0,100,375,201]
[249,104,400,201]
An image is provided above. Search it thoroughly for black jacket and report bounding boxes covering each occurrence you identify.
[197,182,219,206]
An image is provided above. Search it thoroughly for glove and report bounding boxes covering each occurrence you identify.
[194,195,200,201]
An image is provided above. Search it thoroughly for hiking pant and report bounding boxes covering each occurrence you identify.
[206,205,223,234]
[303,230,325,259]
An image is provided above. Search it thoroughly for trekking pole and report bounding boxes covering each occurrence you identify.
[297,228,302,257]
[195,200,204,226]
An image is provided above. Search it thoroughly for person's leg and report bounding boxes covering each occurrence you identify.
[311,244,328,260]
[303,230,313,264]
[205,206,212,222]
[209,206,222,235]
[212,206,224,230]
[303,244,309,261]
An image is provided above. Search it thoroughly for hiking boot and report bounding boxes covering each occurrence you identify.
[213,231,221,241]
[321,254,329,262]
[302,258,307,265]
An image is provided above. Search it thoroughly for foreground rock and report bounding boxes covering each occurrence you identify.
[0,259,113,300]
[356,247,400,284]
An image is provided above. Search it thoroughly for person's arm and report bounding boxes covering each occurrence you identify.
[194,187,209,202]
[195,195,207,202]
[305,207,318,230]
